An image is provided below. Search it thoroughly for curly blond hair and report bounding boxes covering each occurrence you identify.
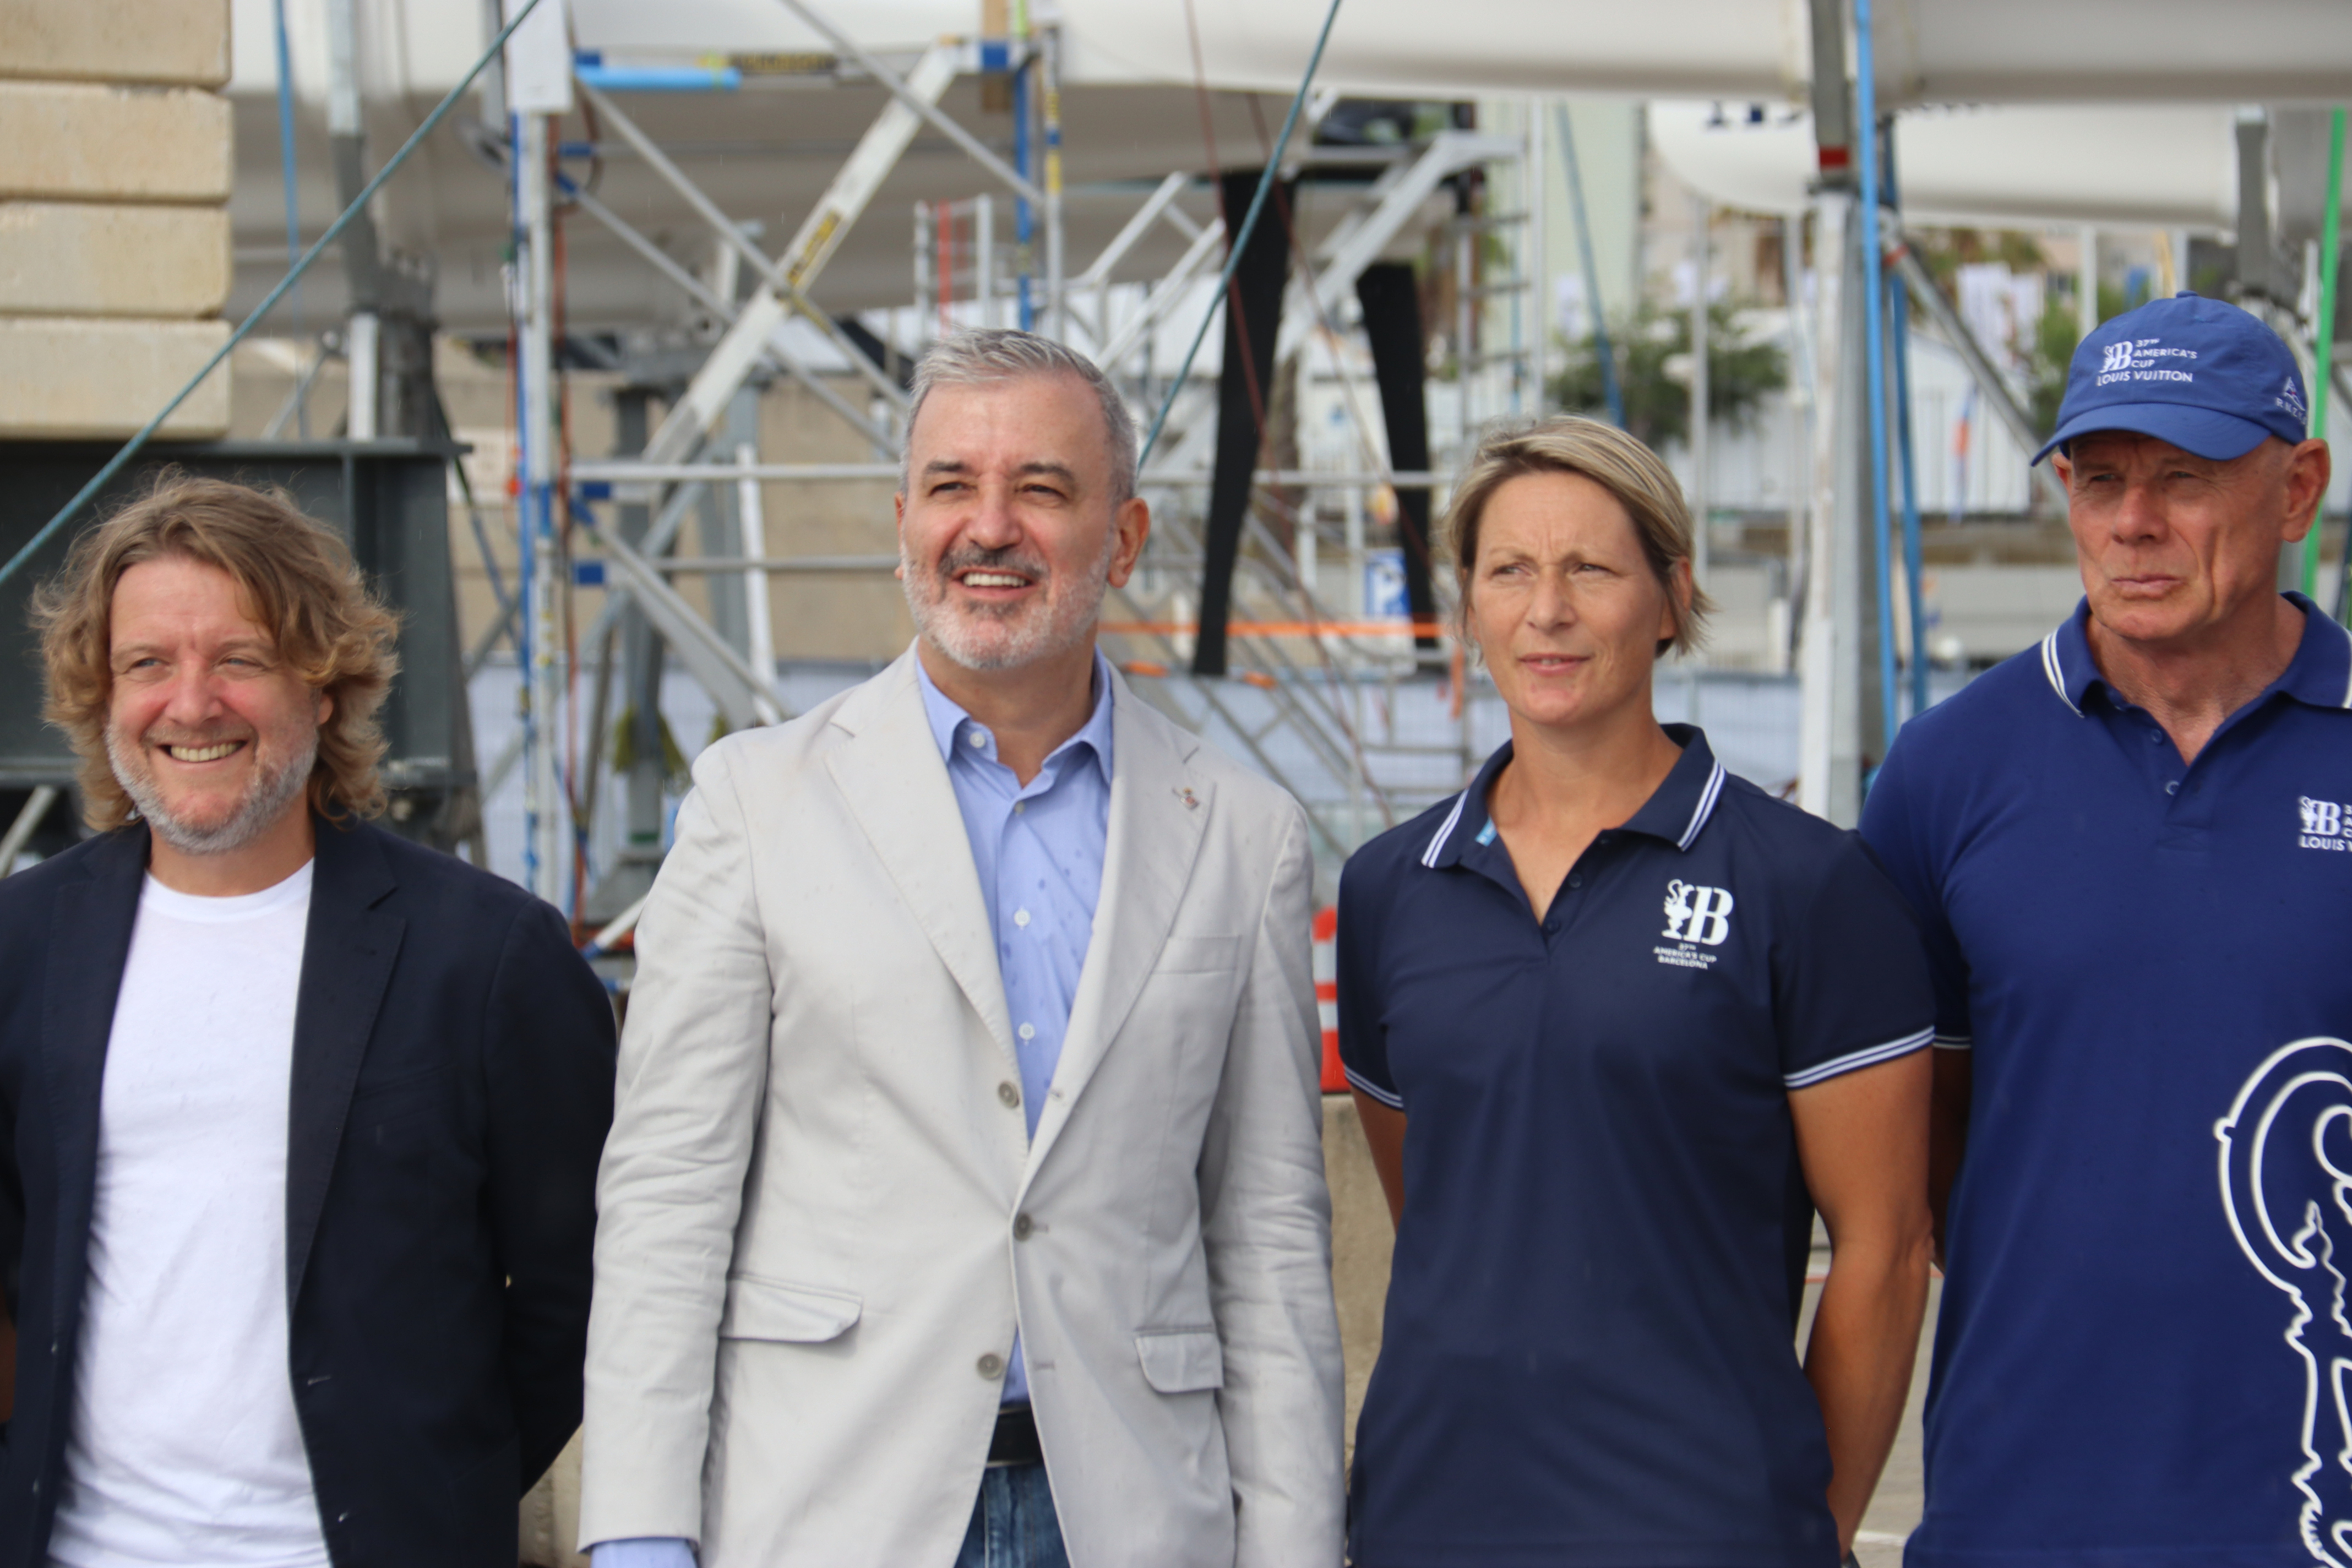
[30,473,402,831]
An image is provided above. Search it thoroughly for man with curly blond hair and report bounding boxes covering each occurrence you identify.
[0,477,616,1568]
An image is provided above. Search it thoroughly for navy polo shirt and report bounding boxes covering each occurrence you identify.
[1861,594,2352,1568]
[1338,725,1935,1568]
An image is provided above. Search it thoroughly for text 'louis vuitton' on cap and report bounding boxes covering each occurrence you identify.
[2032,290,2310,466]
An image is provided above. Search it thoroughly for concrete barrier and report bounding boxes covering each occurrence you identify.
[0,81,232,204]
[0,316,228,438]
[0,203,229,316]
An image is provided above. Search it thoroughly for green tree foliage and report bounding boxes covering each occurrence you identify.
[2029,280,2132,435]
[1905,226,2047,290]
[1548,298,1787,450]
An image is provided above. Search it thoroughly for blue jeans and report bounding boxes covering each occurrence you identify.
[954,1461,1069,1568]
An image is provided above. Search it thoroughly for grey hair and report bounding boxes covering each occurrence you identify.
[900,329,1139,502]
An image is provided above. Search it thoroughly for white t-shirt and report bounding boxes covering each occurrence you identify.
[47,862,331,1568]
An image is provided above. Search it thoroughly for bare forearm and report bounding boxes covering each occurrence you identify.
[1804,1233,1931,1551]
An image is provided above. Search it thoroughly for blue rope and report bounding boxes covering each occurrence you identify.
[1136,0,1346,470]
[1853,0,1901,755]
[0,0,548,592]
[1891,254,1928,718]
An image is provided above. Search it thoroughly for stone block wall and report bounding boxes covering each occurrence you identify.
[0,0,233,437]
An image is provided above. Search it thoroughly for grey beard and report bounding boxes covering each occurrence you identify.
[107,726,319,857]
[901,540,1113,673]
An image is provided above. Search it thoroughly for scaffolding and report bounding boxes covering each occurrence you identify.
[488,3,1551,925]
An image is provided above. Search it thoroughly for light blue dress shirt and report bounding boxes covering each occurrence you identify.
[916,651,1115,1405]
[587,661,1114,1568]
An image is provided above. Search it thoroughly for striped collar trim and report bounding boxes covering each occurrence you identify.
[1423,726,1729,871]
[1675,760,1728,850]
[1419,790,1471,868]
[2040,627,2086,717]
[2045,592,2352,717]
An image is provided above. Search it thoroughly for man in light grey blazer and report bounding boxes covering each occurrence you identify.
[579,330,1343,1568]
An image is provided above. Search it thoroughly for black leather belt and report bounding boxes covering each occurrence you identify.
[987,1403,1043,1468]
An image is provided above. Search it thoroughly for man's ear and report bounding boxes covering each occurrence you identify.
[893,492,907,579]
[1106,496,1151,589]
[2280,438,2331,544]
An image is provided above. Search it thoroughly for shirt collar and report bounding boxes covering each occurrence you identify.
[2041,591,2352,717]
[1420,723,1729,870]
[913,647,1117,782]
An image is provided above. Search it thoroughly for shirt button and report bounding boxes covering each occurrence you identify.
[1567,874,1583,889]
[978,1352,1005,1379]
[1019,1022,1036,1041]
[1013,802,1026,815]
[2165,780,2180,794]
[998,1081,1021,1108]
[1543,918,1560,933]
[970,730,988,748]
[1014,908,1031,928]
[1012,1213,1035,1240]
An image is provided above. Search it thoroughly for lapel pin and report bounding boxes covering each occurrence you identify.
[1174,786,1200,810]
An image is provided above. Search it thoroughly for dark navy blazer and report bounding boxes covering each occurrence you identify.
[0,815,616,1568]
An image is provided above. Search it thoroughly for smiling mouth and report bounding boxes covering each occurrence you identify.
[958,571,1032,589]
[162,741,246,763]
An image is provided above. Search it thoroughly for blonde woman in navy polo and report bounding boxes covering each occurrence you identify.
[1336,418,1936,1567]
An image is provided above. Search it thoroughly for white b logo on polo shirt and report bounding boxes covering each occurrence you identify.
[1662,880,1734,945]
[2297,796,2352,851]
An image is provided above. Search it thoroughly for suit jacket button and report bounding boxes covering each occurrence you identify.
[998,1081,1021,1109]
[977,1352,1005,1379]
[1012,1213,1033,1240]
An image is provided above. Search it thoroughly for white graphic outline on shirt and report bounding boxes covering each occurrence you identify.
[2216,1037,2352,1568]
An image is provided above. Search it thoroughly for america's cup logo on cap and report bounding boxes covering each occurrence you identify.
[2100,340,2135,375]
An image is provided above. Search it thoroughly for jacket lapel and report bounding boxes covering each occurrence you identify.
[1023,673,1208,1177]
[824,653,1017,1066]
[285,818,405,1310]
[40,829,148,1329]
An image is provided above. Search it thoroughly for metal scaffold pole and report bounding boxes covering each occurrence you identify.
[515,110,563,903]
[504,0,571,904]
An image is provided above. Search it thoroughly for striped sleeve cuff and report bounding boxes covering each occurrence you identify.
[1343,1065,1404,1110]
[1783,1025,1936,1090]
[1932,1032,1972,1050]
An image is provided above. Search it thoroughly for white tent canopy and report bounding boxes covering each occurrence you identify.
[236,0,2352,108]
[1650,101,2242,229]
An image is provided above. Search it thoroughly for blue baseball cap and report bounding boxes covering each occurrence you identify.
[2033,291,2309,466]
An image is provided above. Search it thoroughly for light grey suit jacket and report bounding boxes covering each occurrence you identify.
[579,651,1343,1567]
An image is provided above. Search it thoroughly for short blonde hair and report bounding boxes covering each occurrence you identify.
[30,473,402,831]
[1441,416,1714,656]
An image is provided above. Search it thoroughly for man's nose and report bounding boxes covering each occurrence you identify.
[156,664,228,725]
[963,481,1023,547]
[2110,477,2166,542]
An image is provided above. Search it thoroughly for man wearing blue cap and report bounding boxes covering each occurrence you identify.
[1861,292,2340,1566]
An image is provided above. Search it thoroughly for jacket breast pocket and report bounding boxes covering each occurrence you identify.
[716,1275,862,1343]
[1135,1328,1224,1393]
